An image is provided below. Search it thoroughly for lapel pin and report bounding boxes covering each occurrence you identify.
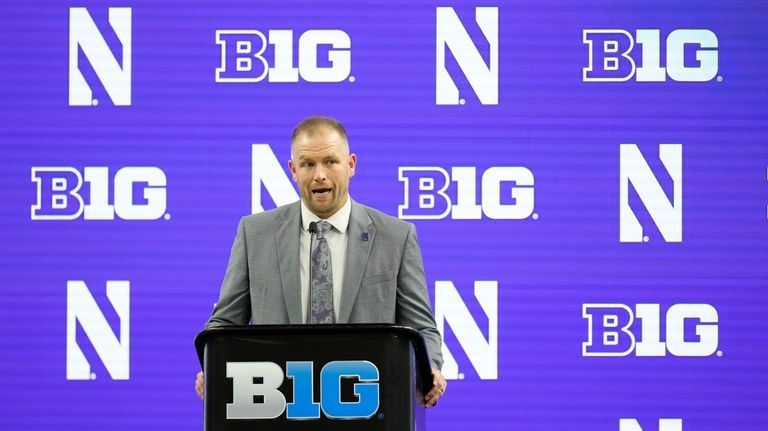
[361,232,369,241]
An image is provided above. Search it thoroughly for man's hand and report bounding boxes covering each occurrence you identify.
[195,371,205,400]
[423,368,446,408]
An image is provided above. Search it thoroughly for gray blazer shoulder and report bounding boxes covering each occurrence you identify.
[239,201,298,231]
[357,202,411,231]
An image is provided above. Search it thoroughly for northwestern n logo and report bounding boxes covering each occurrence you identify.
[619,144,682,242]
[69,8,132,106]
[66,280,130,380]
[435,7,498,105]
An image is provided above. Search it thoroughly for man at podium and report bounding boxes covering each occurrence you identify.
[196,116,446,407]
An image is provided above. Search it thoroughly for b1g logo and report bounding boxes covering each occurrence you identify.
[226,361,379,420]
[582,304,719,357]
[69,7,132,106]
[583,29,718,82]
[216,29,352,83]
[398,166,535,220]
[31,167,168,220]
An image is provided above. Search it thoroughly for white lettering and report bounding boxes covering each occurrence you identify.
[66,280,130,380]
[251,144,299,214]
[620,144,682,242]
[435,280,498,380]
[436,7,498,104]
[69,8,132,105]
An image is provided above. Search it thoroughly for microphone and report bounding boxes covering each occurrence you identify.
[307,221,317,323]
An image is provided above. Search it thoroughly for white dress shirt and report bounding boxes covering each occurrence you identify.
[299,198,351,323]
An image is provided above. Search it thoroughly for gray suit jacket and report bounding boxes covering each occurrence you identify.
[206,200,443,369]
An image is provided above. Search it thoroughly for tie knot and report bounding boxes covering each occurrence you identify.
[316,221,332,238]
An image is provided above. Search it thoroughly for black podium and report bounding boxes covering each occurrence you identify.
[195,324,434,430]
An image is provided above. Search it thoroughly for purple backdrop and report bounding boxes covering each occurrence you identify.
[1,1,766,430]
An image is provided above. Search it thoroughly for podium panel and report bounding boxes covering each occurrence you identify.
[195,325,432,431]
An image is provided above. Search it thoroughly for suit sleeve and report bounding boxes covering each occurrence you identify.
[206,217,251,328]
[396,223,444,370]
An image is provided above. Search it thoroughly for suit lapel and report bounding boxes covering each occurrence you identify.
[276,202,303,324]
[339,201,374,323]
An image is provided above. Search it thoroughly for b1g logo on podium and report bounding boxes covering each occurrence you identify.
[582,303,720,357]
[216,29,352,83]
[398,166,535,220]
[31,166,168,221]
[583,29,719,82]
[226,360,379,420]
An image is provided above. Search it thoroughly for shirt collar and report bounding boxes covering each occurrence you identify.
[301,197,352,234]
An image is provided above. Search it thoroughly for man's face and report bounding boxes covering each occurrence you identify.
[288,127,356,219]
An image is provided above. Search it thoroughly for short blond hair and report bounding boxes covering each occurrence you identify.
[291,116,349,148]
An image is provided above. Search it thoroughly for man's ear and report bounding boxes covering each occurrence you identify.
[348,153,357,177]
[288,159,298,182]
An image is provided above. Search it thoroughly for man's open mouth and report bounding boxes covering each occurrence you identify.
[312,188,332,195]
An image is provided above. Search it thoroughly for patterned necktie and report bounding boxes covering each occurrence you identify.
[310,221,334,324]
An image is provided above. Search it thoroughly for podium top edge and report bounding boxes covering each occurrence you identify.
[197,323,421,339]
[194,324,425,364]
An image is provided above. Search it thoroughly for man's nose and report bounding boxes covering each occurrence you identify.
[313,165,327,181]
